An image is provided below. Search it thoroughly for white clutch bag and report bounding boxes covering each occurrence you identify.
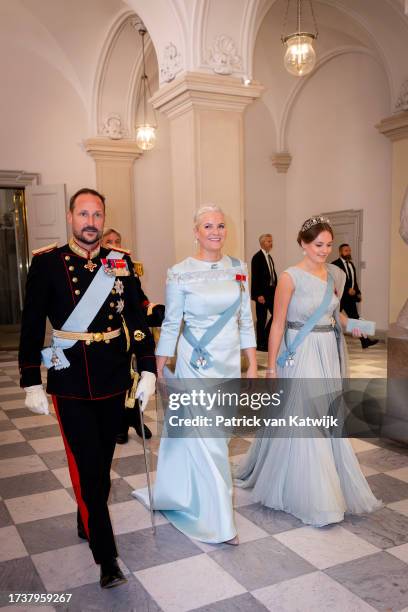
[346,318,376,336]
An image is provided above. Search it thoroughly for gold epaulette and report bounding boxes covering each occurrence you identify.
[133,261,144,277]
[113,246,131,255]
[32,243,58,256]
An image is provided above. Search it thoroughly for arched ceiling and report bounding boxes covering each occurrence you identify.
[5,0,407,131]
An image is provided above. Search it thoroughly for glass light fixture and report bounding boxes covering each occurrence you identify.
[281,0,318,77]
[134,22,157,151]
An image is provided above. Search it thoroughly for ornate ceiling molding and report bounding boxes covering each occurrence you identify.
[160,42,182,82]
[83,138,143,161]
[0,170,40,187]
[376,111,408,142]
[150,72,264,119]
[206,35,242,75]
[395,79,408,113]
[271,152,292,173]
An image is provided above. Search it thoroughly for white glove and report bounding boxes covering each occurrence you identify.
[24,385,50,415]
[135,371,156,412]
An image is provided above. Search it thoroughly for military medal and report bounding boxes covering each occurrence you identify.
[114,279,124,295]
[235,273,246,292]
[115,298,125,314]
[84,259,97,272]
[101,258,130,276]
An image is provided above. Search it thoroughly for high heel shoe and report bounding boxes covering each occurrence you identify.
[224,535,239,546]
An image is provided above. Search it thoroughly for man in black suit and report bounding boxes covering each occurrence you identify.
[251,234,277,351]
[332,243,378,349]
[19,188,157,588]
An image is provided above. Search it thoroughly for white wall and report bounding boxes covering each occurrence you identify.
[133,109,174,303]
[0,43,95,204]
[244,99,286,273]
[245,2,393,330]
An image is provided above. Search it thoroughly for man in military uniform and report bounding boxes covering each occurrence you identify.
[19,188,156,589]
[102,227,165,443]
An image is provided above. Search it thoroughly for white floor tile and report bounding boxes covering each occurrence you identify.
[32,543,98,591]
[359,464,379,477]
[0,454,48,479]
[0,429,25,445]
[6,489,76,524]
[387,499,408,518]
[253,571,376,612]
[350,438,378,453]
[192,511,268,552]
[386,467,408,483]
[11,415,57,429]
[388,543,408,564]
[113,437,145,458]
[135,554,246,612]
[274,525,379,570]
[0,525,28,562]
[110,499,167,535]
[28,436,65,454]
[123,471,157,490]
[0,399,26,411]
[0,387,22,396]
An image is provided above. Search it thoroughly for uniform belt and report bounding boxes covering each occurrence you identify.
[287,321,335,332]
[52,328,121,344]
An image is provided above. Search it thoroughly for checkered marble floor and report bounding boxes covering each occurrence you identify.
[2,344,408,612]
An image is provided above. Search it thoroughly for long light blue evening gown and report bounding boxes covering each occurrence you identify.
[133,255,256,542]
[235,265,381,527]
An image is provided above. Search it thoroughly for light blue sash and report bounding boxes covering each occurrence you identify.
[42,250,123,370]
[183,256,241,370]
[277,273,334,368]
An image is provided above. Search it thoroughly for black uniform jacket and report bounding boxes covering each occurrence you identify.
[19,242,156,400]
[250,250,277,303]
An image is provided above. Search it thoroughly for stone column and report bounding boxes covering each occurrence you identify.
[151,72,263,260]
[83,138,141,253]
[377,111,408,442]
[376,111,408,324]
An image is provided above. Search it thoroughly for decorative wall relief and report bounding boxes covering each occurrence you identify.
[397,186,408,328]
[395,79,408,113]
[101,114,126,140]
[160,42,182,82]
[207,35,242,75]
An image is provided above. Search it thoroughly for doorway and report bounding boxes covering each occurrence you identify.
[0,188,29,333]
[321,209,363,276]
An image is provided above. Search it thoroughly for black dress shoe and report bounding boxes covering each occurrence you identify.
[129,409,152,439]
[361,338,379,349]
[134,421,152,440]
[100,558,127,589]
[115,429,129,444]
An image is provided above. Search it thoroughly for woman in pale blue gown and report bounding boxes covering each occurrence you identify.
[235,217,381,527]
[133,205,257,543]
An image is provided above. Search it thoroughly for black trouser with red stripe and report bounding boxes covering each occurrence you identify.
[52,394,125,564]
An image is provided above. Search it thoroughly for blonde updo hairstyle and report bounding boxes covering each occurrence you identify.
[193,204,225,228]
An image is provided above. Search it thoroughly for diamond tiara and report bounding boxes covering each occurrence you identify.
[301,216,331,233]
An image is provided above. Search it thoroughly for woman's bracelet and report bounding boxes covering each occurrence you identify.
[266,368,276,374]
